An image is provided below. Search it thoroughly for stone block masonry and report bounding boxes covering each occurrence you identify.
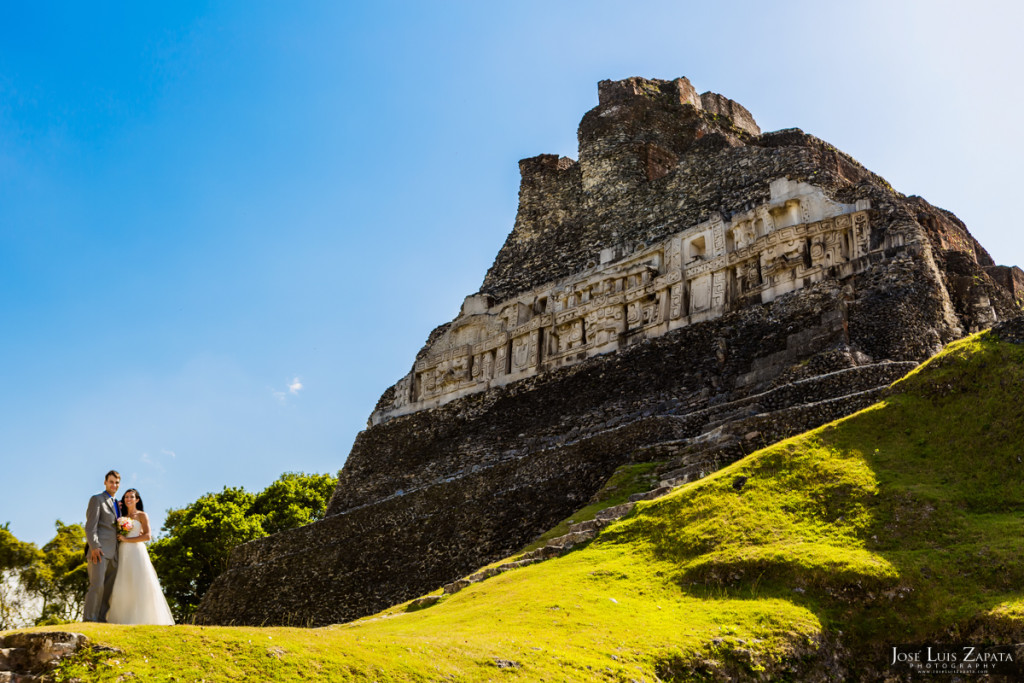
[196,77,1023,627]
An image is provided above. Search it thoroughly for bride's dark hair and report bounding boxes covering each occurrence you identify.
[121,488,144,513]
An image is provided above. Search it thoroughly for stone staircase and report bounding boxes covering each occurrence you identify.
[433,361,917,601]
[0,632,90,682]
[659,361,917,431]
[614,361,916,491]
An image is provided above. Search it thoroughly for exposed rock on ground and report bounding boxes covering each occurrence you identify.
[0,631,90,682]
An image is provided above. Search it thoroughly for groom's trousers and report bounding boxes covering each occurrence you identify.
[83,551,118,622]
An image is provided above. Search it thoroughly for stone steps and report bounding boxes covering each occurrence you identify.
[628,485,674,502]
[663,361,914,435]
[595,502,636,522]
[649,373,905,486]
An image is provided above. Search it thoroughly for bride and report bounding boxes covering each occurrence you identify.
[106,488,175,625]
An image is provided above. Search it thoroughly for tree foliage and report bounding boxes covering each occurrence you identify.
[0,523,39,571]
[18,521,88,625]
[149,471,337,622]
[149,486,264,622]
[249,471,337,535]
[0,523,42,629]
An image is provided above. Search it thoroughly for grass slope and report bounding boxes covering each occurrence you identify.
[15,329,1024,681]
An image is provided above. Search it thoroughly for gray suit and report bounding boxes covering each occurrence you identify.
[83,492,120,622]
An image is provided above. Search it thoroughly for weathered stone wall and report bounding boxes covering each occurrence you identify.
[196,77,1022,627]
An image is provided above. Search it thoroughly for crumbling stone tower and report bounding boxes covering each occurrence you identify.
[196,77,1024,627]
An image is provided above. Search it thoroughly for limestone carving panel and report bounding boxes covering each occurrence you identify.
[645,295,661,326]
[556,319,585,352]
[667,238,683,272]
[392,375,412,410]
[711,217,726,256]
[670,283,684,319]
[584,305,623,345]
[686,254,727,278]
[690,275,711,313]
[511,335,532,372]
[737,259,761,293]
[626,300,642,326]
[626,295,660,330]
[711,272,726,309]
[854,214,870,255]
[495,344,509,377]
[731,222,756,250]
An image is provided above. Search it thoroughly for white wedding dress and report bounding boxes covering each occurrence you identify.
[106,519,175,625]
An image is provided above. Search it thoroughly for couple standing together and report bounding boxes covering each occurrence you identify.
[83,470,174,625]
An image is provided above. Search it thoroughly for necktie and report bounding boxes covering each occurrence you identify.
[112,496,120,518]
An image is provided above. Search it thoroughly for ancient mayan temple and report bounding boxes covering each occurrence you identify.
[196,77,1024,626]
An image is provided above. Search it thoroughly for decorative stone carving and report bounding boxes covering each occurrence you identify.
[392,375,412,410]
[495,344,509,377]
[690,275,711,313]
[711,216,726,256]
[854,213,870,255]
[667,238,682,272]
[558,319,584,352]
[739,259,761,293]
[669,283,684,319]
[511,335,531,372]
[370,179,875,424]
[711,272,726,309]
[584,305,623,346]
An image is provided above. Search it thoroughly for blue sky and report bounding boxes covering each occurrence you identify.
[2,1,1022,546]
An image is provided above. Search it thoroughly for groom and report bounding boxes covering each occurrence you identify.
[83,470,121,622]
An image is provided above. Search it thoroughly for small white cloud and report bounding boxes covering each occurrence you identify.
[272,377,303,403]
[161,449,177,459]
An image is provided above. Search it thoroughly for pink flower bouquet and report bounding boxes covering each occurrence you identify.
[116,516,134,536]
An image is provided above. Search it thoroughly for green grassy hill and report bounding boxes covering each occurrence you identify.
[17,326,1024,681]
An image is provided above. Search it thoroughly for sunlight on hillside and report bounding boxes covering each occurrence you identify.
[9,328,1024,681]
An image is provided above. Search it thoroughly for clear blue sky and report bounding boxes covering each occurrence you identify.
[2,1,1022,546]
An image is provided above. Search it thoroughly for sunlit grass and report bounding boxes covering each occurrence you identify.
[8,329,1023,681]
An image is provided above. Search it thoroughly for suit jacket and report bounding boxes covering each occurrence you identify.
[85,492,120,560]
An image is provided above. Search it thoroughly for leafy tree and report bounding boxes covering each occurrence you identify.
[249,471,337,534]
[19,521,88,625]
[91,471,339,623]
[0,523,39,570]
[149,486,265,622]
[0,523,42,629]
[149,472,337,622]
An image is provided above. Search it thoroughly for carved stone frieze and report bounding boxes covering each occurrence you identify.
[371,178,874,424]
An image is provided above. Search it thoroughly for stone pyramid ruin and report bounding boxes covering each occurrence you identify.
[196,77,1024,626]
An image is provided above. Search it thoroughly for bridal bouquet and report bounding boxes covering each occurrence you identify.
[116,516,134,536]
